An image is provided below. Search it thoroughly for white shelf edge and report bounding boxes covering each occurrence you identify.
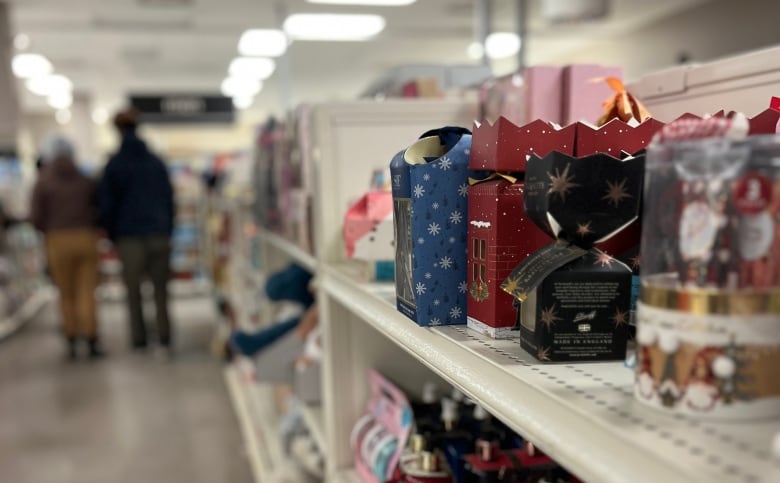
[329,468,361,483]
[0,286,53,340]
[321,264,780,483]
[224,366,268,483]
[261,230,317,273]
[301,403,327,457]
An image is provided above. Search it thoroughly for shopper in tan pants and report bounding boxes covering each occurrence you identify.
[30,135,104,360]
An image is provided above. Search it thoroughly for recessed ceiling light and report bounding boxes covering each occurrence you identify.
[14,33,30,50]
[26,74,73,97]
[221,76,262,97]
[283,14,385,41]
[485,32,521,59]
[233,96,254,110]
[47,92,73,110]
[92,108,109,125]
[229,57,275,80]
[12,53,52,79]
[306,0,415,5]
[55,109,71,125]
[238,29,287,57]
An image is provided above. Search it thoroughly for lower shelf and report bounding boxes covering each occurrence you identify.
[224,364,285,483]
[0,286,53,341]
[301,404,327,457]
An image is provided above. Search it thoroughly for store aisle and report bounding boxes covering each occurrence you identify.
[0,294,253,483]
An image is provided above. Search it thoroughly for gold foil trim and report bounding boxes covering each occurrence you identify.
[640,283,780,315]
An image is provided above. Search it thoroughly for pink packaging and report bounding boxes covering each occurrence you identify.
[524,65,564,124]
[562,64,623,124]
[343,191,393,259]
[351,370,413,483]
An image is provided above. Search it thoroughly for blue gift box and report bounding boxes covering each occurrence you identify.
[390,127,472,326]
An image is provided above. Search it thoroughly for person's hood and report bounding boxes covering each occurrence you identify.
[48,156,80,178]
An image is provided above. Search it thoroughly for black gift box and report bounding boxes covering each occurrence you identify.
[502,151,644,361]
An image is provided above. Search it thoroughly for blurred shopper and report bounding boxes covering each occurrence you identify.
[30,135,103,360]
[98,109,175,355]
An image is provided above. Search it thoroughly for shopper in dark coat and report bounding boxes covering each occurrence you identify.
[98,109,175,353]
[30,135,103,359]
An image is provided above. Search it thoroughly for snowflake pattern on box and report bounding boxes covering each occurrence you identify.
[407,132,472,326]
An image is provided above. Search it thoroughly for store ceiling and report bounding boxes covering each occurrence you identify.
[8,0,711,118]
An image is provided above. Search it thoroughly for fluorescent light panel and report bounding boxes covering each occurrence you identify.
[238,29,287,57]
[306,0,415,5]
[12,53,52,79]
[229,57,275,80]
[26,74,72,97]
[485,32,521,59]
[221,76,262,97]
[283,14,385,41]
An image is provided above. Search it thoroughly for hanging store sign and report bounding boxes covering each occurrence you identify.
[129,95,234,124]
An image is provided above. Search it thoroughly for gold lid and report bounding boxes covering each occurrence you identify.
[410,434,425,453]
[421,452,438,472]
[640,283,780,315]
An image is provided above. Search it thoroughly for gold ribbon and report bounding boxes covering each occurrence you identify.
[641,282,780,315]
[468,172,518,186]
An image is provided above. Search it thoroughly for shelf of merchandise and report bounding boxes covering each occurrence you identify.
[0,286,53,340]
[261,230,317,273]
[301,403,327,457]
[225,364,285,483]
[320,263,780,483]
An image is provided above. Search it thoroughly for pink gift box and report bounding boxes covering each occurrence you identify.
[562,64,623,125]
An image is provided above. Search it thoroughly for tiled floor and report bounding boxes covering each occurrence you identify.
[0,293,253,483]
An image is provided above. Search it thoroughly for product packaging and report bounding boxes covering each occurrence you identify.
[391,127,473,326]
[637,114,780,419]
[344,190,395,281]
[351,370,414,483]
[561,64,623,124]
[502,151,644,361]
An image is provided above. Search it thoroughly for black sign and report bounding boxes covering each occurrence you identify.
[130,95,234,124]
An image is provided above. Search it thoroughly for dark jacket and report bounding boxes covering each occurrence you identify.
[30,157,97,233]
[98,132,174,240]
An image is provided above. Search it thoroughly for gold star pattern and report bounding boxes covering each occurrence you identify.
[540,304,561,330]
[547,163,580,202]
[602,178,632,207]
[537,346,551,362]
[594,251,614,268]
[576,221,593,237]
[612,307,629,328]
[502,275,521,296]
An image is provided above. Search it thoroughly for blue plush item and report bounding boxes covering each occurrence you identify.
[390,127,473,326]
[265,263,314,308]
[230,317,300,357]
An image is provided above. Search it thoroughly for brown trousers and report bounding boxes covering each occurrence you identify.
[45,229,99,338]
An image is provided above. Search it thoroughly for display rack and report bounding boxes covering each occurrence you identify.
[222,56,780,483]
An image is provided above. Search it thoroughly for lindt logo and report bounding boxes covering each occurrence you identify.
[573,311,596,323]
[392,175,401,187]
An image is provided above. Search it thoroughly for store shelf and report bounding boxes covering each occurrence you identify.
[225,366,266,483]
[261,230,317,273]
[321,263,780,483]
[225,364,286,483]
[0,286,53,341]
[331,469,361,483]
[301,404,327,457]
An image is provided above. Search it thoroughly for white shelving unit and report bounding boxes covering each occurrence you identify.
[222,78,780,483]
